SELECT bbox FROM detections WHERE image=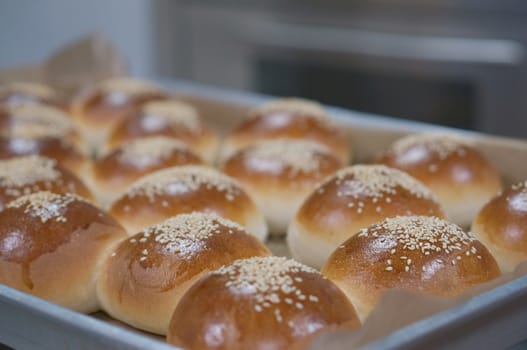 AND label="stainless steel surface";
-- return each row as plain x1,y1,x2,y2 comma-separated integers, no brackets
0,285,177,350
